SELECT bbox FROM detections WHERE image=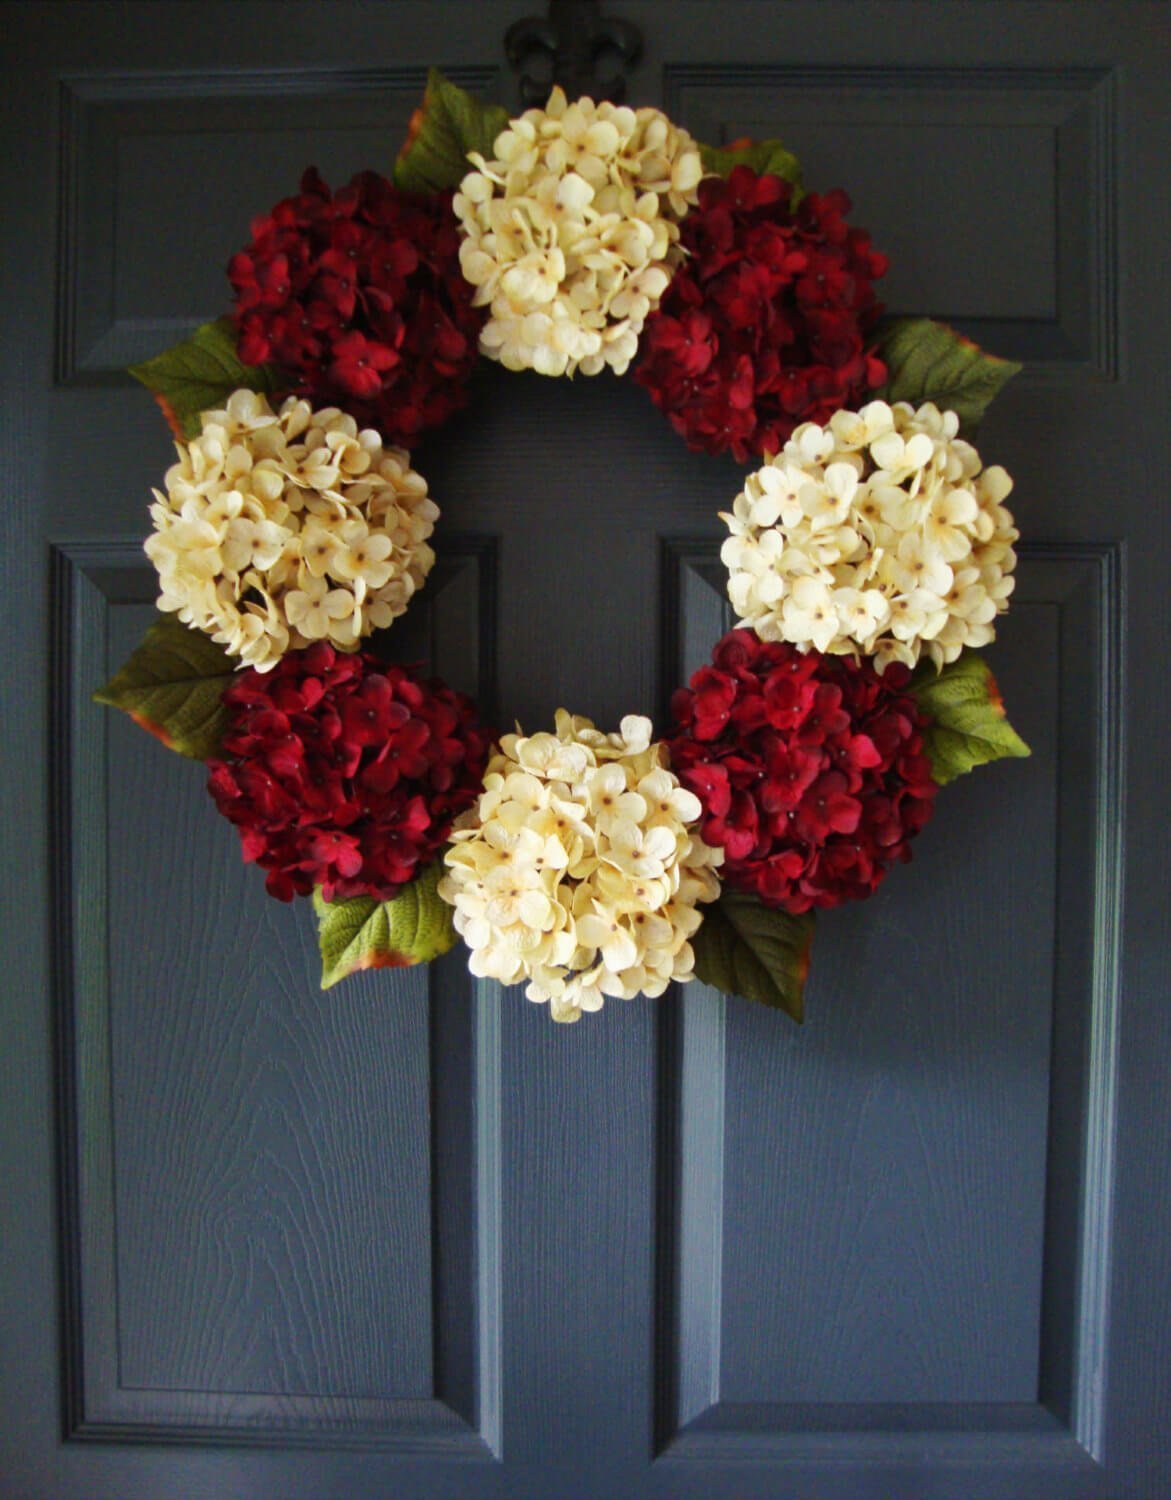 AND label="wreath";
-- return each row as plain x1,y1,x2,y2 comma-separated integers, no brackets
97,71,1029,1025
